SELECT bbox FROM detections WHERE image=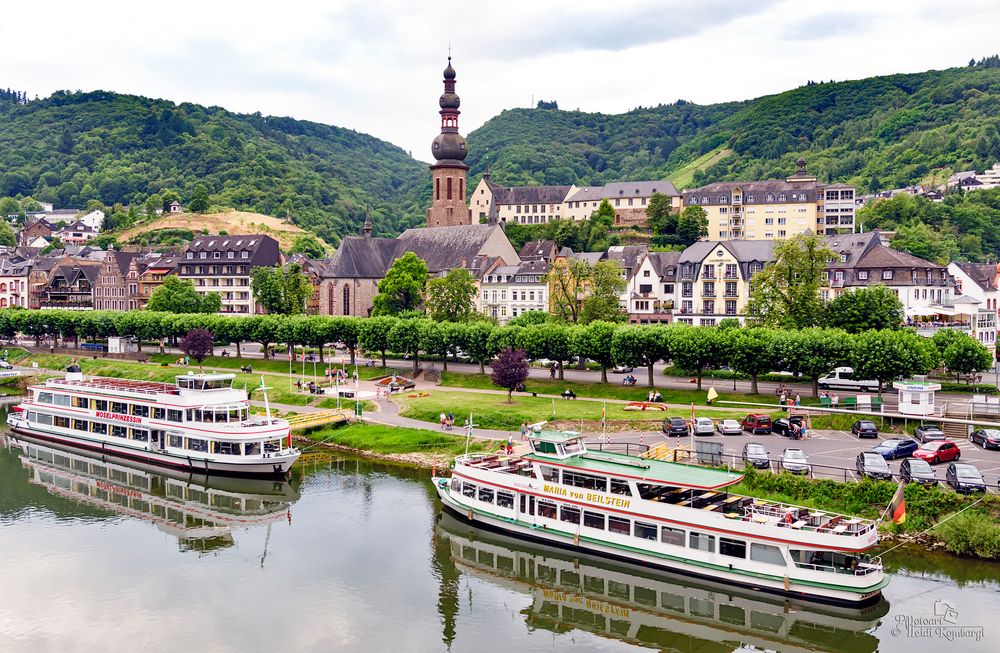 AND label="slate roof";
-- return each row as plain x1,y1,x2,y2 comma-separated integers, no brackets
323,236,398,278
683,180,827,205
678,240,774,264
488,183,571,205
606,245,648,279
568,180,679,203
953,262,1000,291
183,234,282,268
646,251,681,278
519,239,558,261
396,224,506,273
